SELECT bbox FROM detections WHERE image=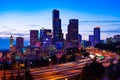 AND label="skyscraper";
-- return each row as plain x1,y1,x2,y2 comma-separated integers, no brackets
45,29,52,45
40,28,52,48
30,30,39,46
10,35,14,47
52,9,63,44
89,35,94,47
67,19,79,47
94,27,100,45
40,27,45,44
16,37,24,49
10,35,16,52
78,34,82,47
